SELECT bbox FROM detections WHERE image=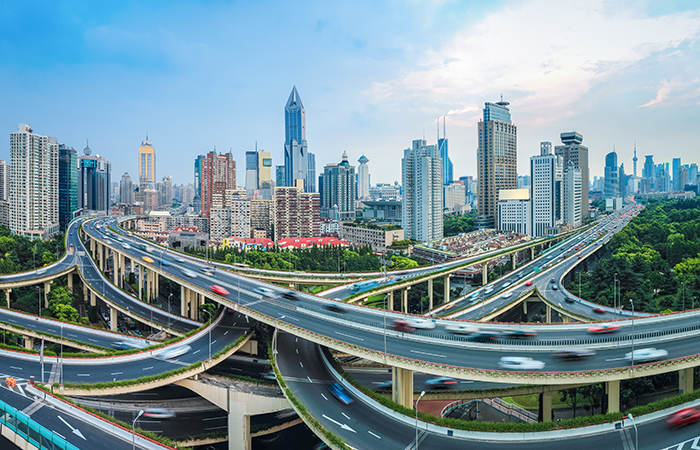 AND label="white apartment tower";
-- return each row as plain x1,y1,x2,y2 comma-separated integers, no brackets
9,124,59,239
563,160,582,228
530,142,562,238
401,139,443,242
497,188,530,236
0,160,9,201
357,155,370,199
